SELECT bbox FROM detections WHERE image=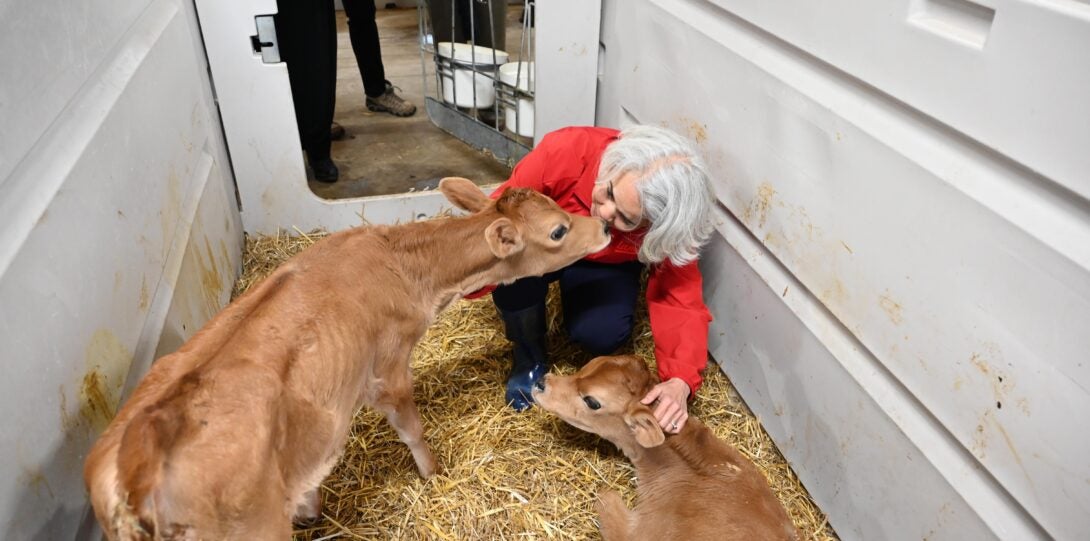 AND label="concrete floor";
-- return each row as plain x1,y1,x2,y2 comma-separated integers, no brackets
309,6,527,200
